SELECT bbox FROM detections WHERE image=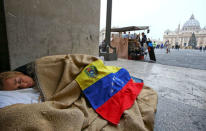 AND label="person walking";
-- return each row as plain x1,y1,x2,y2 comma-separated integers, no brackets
153,41,157,49
160,43,164,49
200,46,202,52
147,38,156,62
141,32,147,47
165,40,170,53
